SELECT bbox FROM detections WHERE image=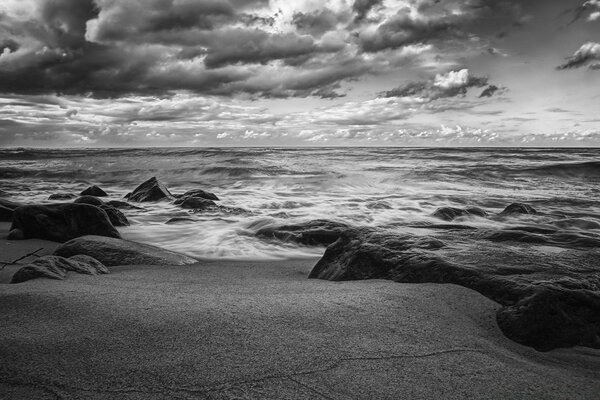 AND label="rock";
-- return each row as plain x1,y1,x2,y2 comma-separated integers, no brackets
10,204,121,242
68,255,109,274
74,195,104,206
366,201,393,210
0,198,22,210
54,235,197,266
106,200,144,210
99,204,129,227
308,228,600,351
81,185,107,197
7,229,24,240
126,177,173,202
0,205,13,222
174,197,216,209
433,207,488,221
11,261,67,284
165,217,196,224
175,189,219,201
48,193,77,200
255,219,352,246
500,203,537,216
0,189,10,197
497,287,600,351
